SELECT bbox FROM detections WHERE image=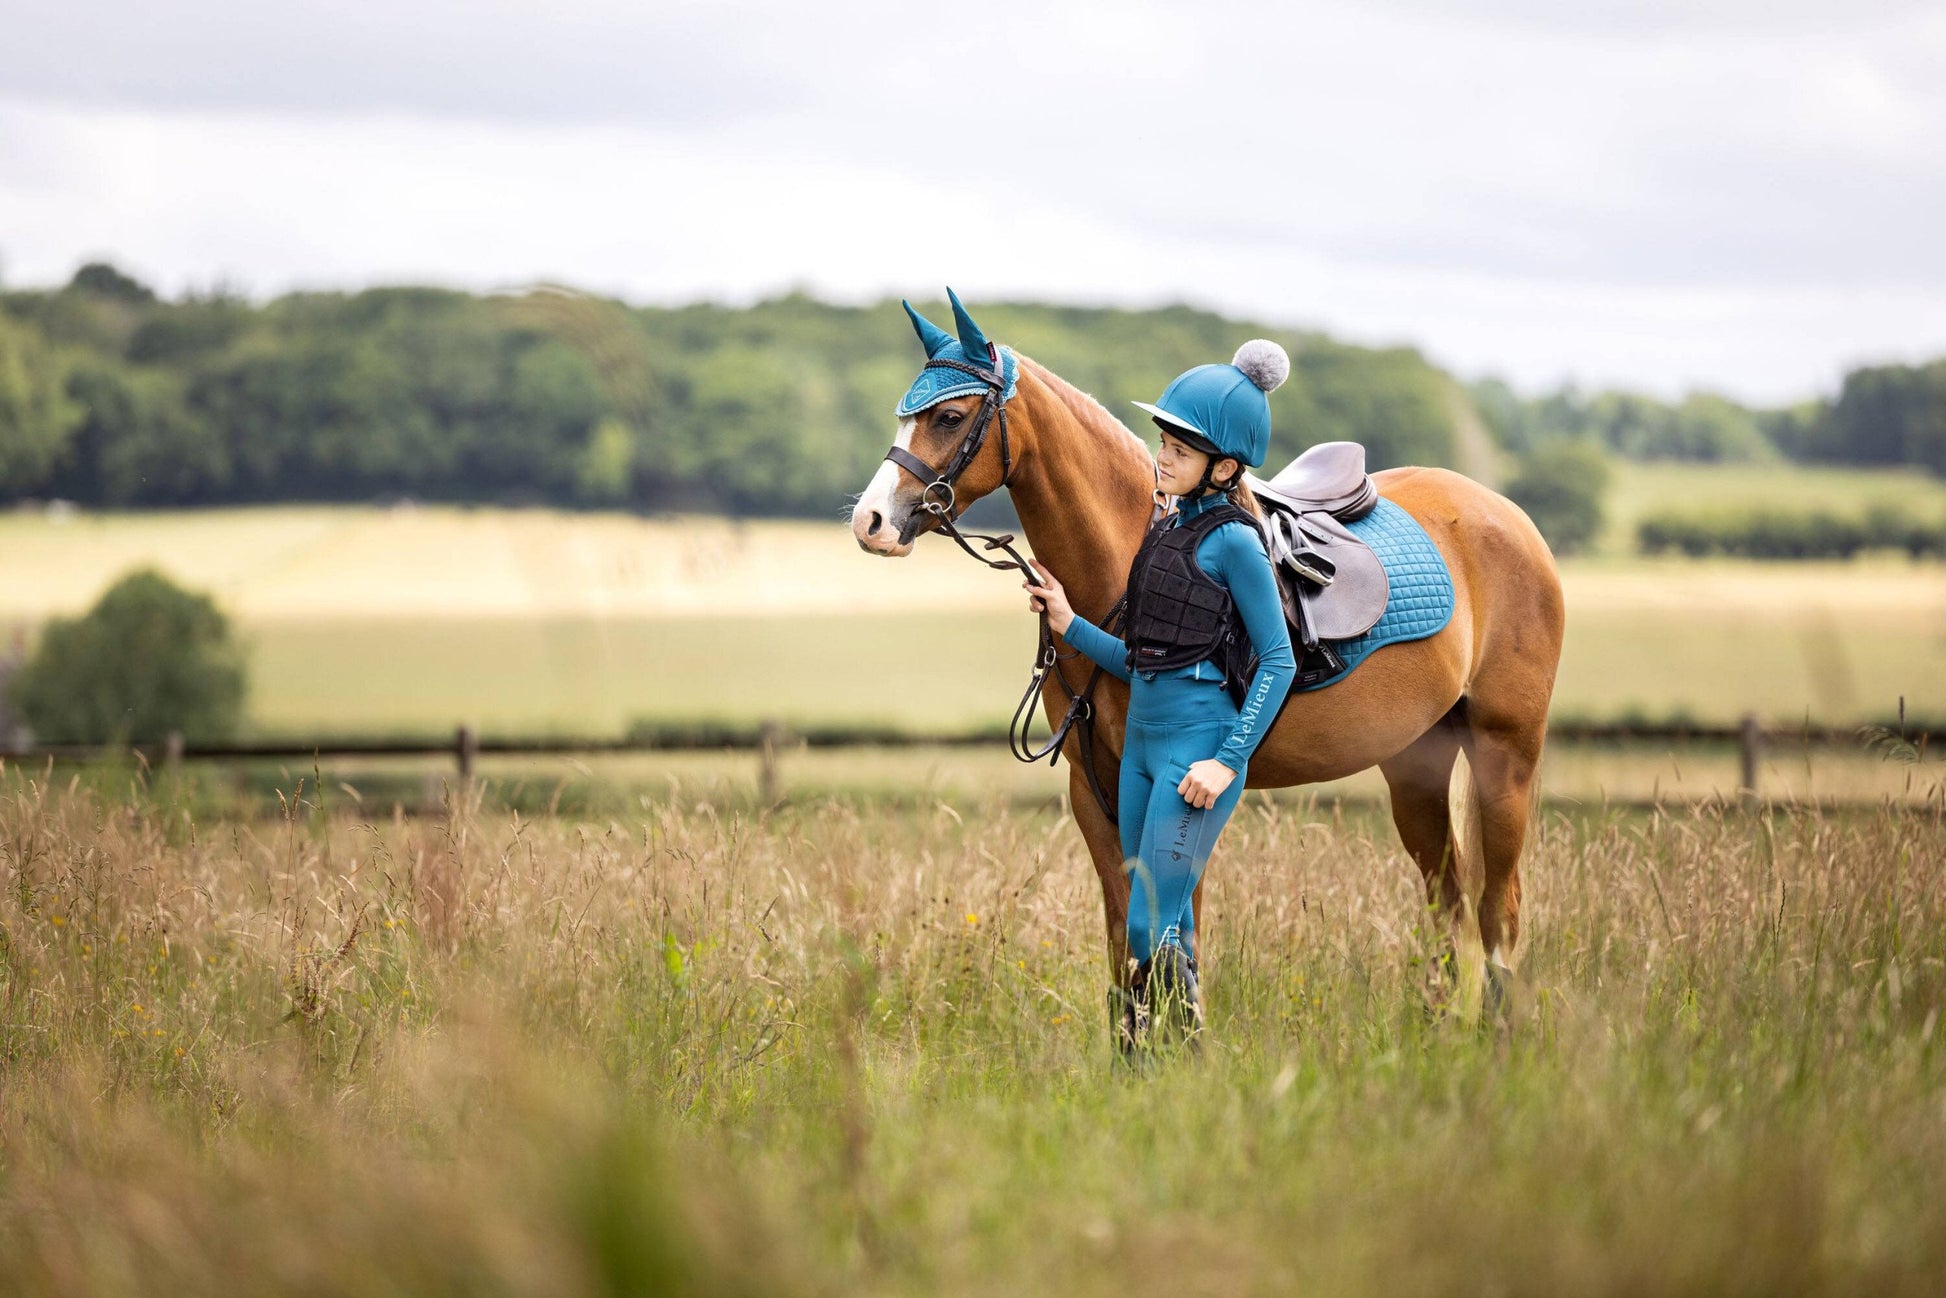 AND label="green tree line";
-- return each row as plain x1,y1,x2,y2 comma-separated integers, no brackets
0,264,1462,516
1472,361,1946,472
